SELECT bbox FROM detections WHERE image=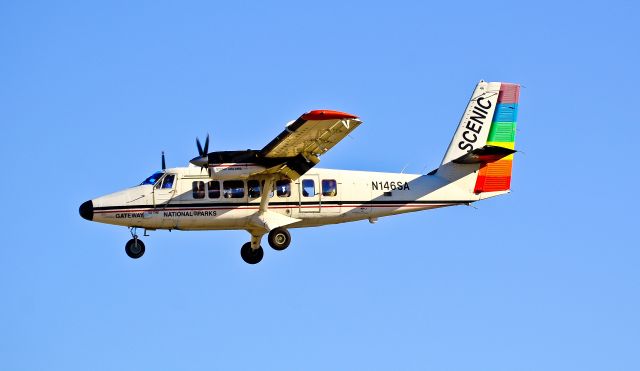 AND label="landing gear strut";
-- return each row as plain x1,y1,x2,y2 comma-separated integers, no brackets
125,227,145,259
268,227,291,251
